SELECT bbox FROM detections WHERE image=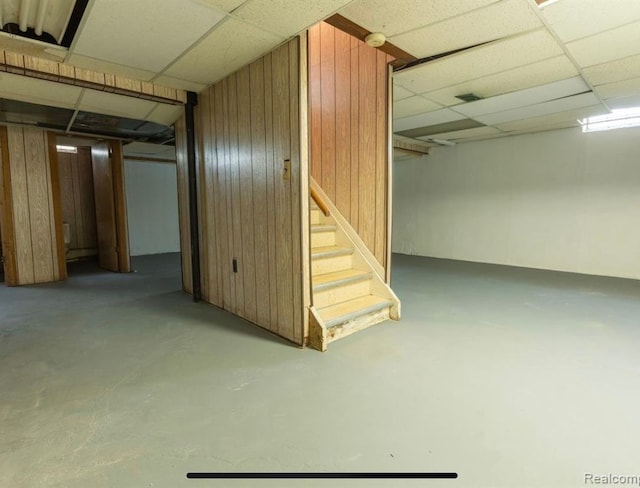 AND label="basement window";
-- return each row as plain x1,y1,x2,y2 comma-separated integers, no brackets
579,107,640,133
